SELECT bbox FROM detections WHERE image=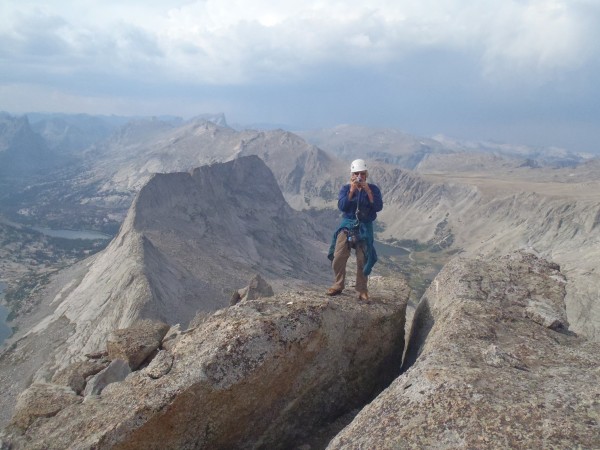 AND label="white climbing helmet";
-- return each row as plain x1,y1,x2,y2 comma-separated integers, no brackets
350,159,368,172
